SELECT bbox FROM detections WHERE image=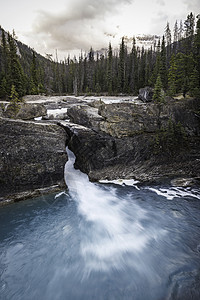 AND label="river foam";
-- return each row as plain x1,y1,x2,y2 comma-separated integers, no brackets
64,149,166,274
